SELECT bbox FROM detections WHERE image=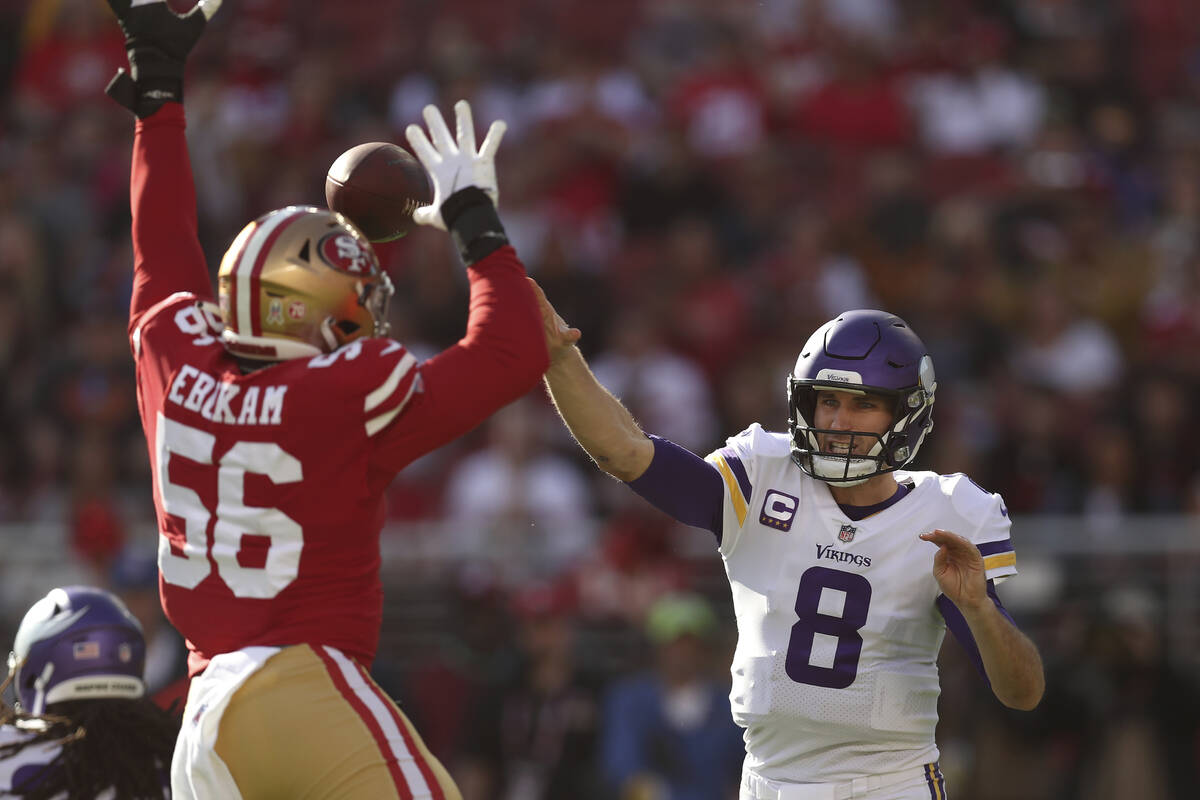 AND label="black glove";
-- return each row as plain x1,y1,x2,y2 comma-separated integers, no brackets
104,0,222,118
